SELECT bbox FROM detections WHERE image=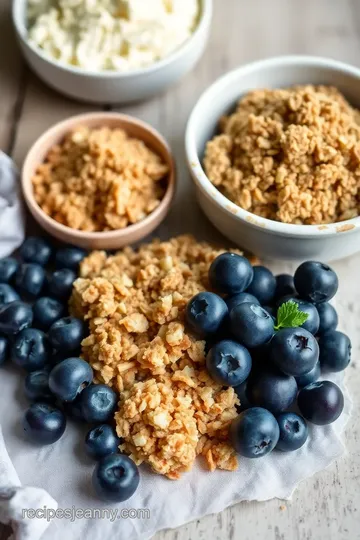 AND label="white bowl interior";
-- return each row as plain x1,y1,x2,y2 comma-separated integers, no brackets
13,0,26,37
